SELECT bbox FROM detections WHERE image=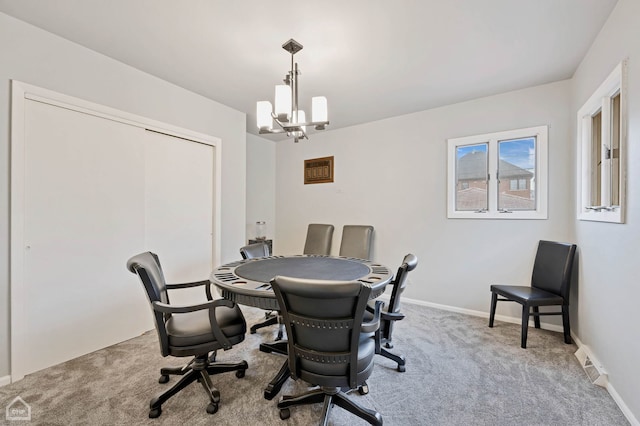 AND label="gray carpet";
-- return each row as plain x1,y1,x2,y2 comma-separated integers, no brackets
0,303,629,425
